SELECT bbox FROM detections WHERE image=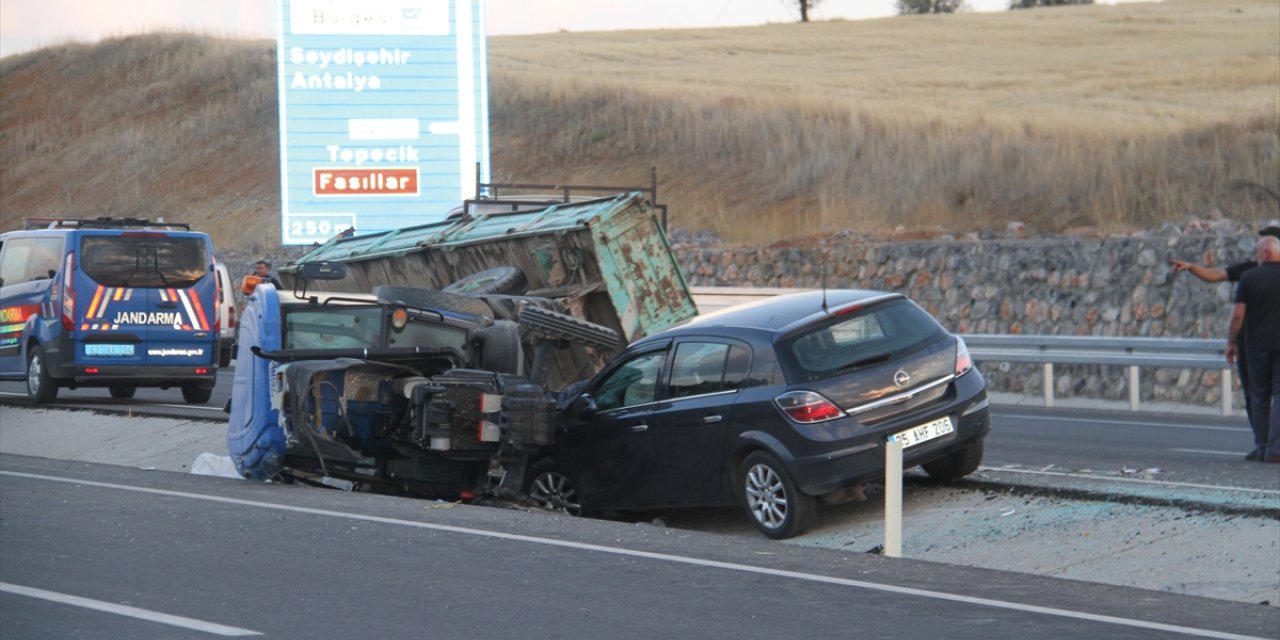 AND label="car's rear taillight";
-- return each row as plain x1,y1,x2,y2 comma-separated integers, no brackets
228,305,236,329
775,390,845,424
60,253,75,332
955,336,973,377
213,272,222,334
